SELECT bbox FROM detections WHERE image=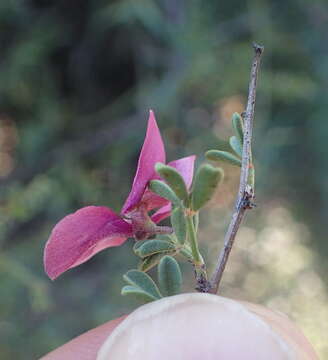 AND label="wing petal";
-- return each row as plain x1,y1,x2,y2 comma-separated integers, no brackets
44,206,132,279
